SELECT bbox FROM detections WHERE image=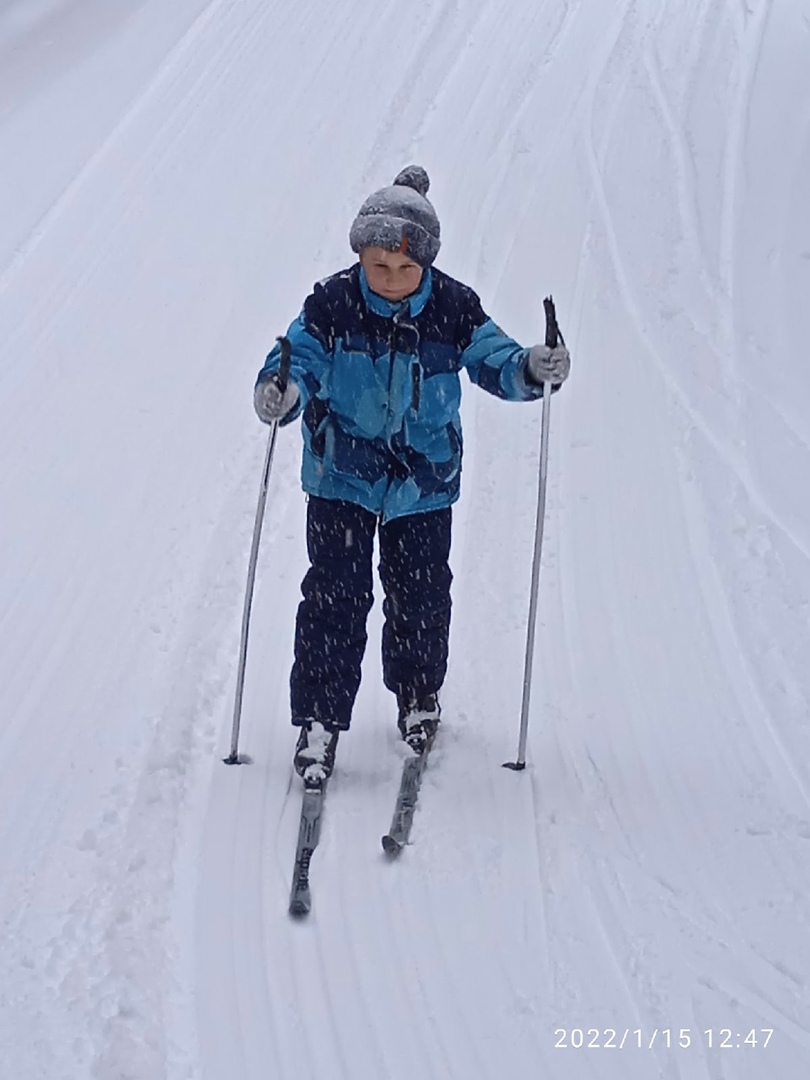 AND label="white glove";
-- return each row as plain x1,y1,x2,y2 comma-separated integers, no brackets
527,344,571,385
254,376,300,424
